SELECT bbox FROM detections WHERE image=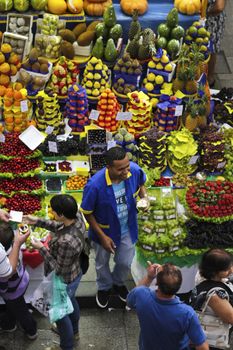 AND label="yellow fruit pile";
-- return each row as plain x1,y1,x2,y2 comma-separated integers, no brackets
0,43,21,88
66,175,88,190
